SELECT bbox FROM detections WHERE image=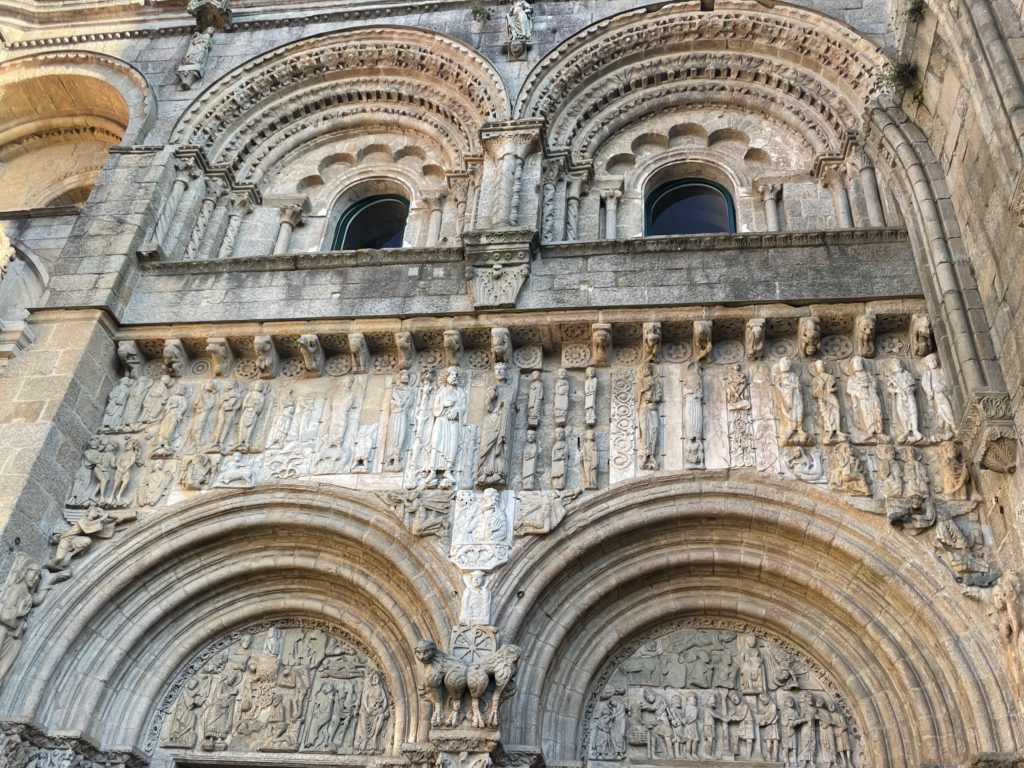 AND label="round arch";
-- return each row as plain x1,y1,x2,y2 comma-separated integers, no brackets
0,50,155,146
490,471,1020,767
0,484,460,755
172,25,510,186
